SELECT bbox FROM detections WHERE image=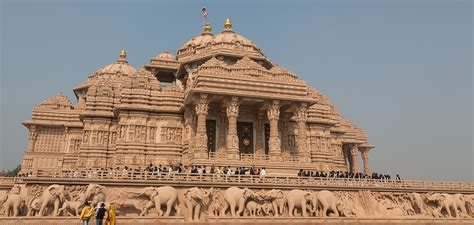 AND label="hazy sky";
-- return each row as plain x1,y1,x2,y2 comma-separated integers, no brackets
1,0,472,181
